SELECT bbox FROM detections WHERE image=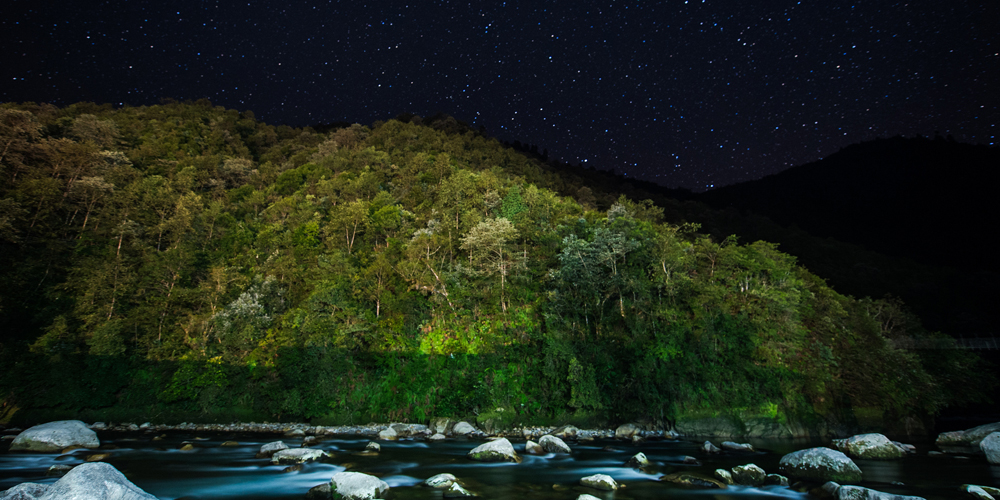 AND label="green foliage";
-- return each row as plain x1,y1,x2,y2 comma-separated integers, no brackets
0,101,989,428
